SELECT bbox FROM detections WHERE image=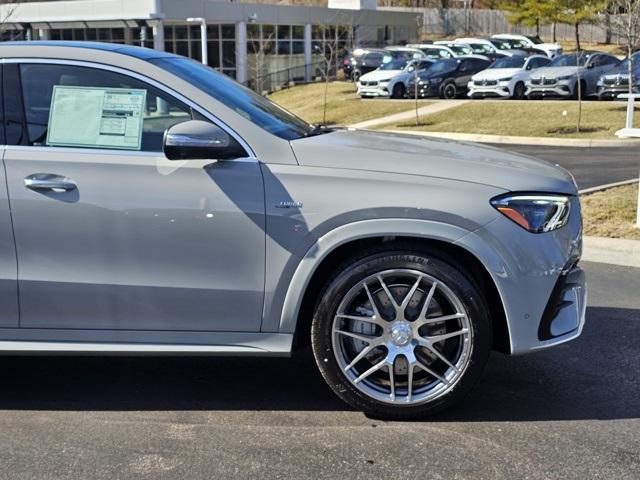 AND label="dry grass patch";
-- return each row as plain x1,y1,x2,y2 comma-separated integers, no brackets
385,101,639,139
582,183,640,240
267,82,431,126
